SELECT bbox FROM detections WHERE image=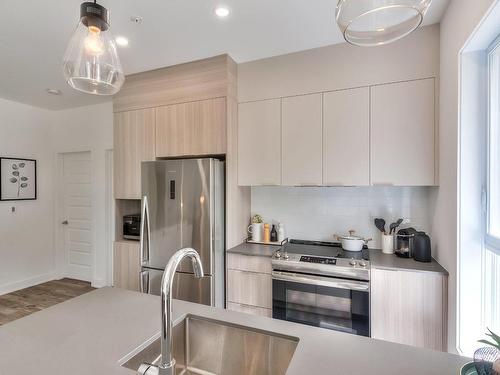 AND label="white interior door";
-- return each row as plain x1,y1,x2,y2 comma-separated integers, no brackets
61,152,93,281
